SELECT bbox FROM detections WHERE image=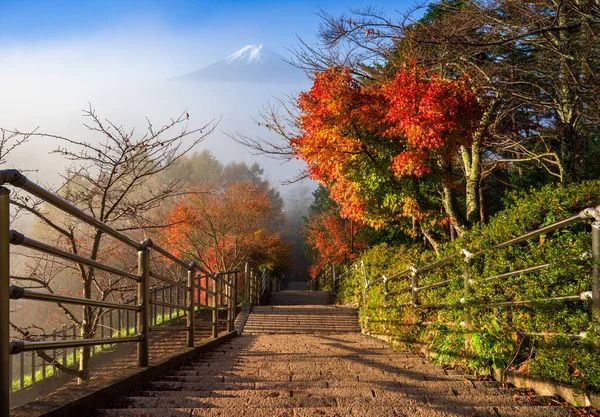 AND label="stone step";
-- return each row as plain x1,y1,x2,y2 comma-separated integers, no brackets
132,386,525,402
159,370,431,382
142,378,527,397
161,371,455,383
112,392,530,409
94,404,572,417
161,366,469,382
100,394,486,410
268,291,330,306
92,300,577,417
